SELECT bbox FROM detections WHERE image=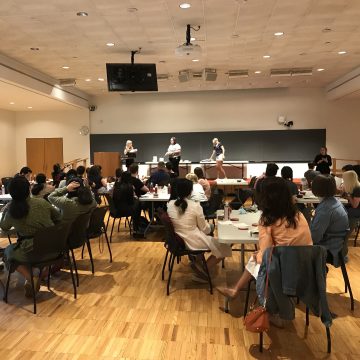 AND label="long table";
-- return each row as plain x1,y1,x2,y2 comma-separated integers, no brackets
200,160,248,178
144,161,192,176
